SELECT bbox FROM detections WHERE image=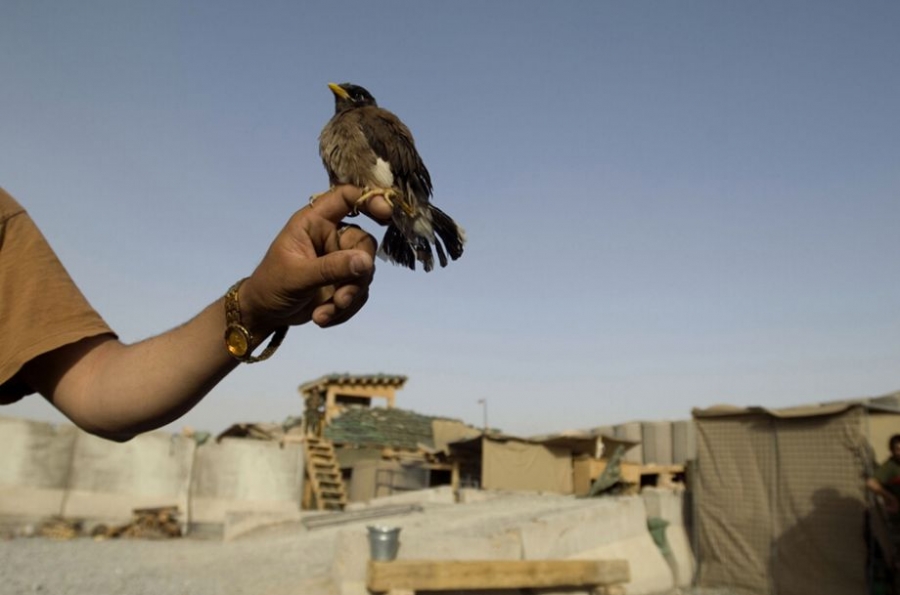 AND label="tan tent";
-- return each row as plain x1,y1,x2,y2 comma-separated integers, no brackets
692,402,900,595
